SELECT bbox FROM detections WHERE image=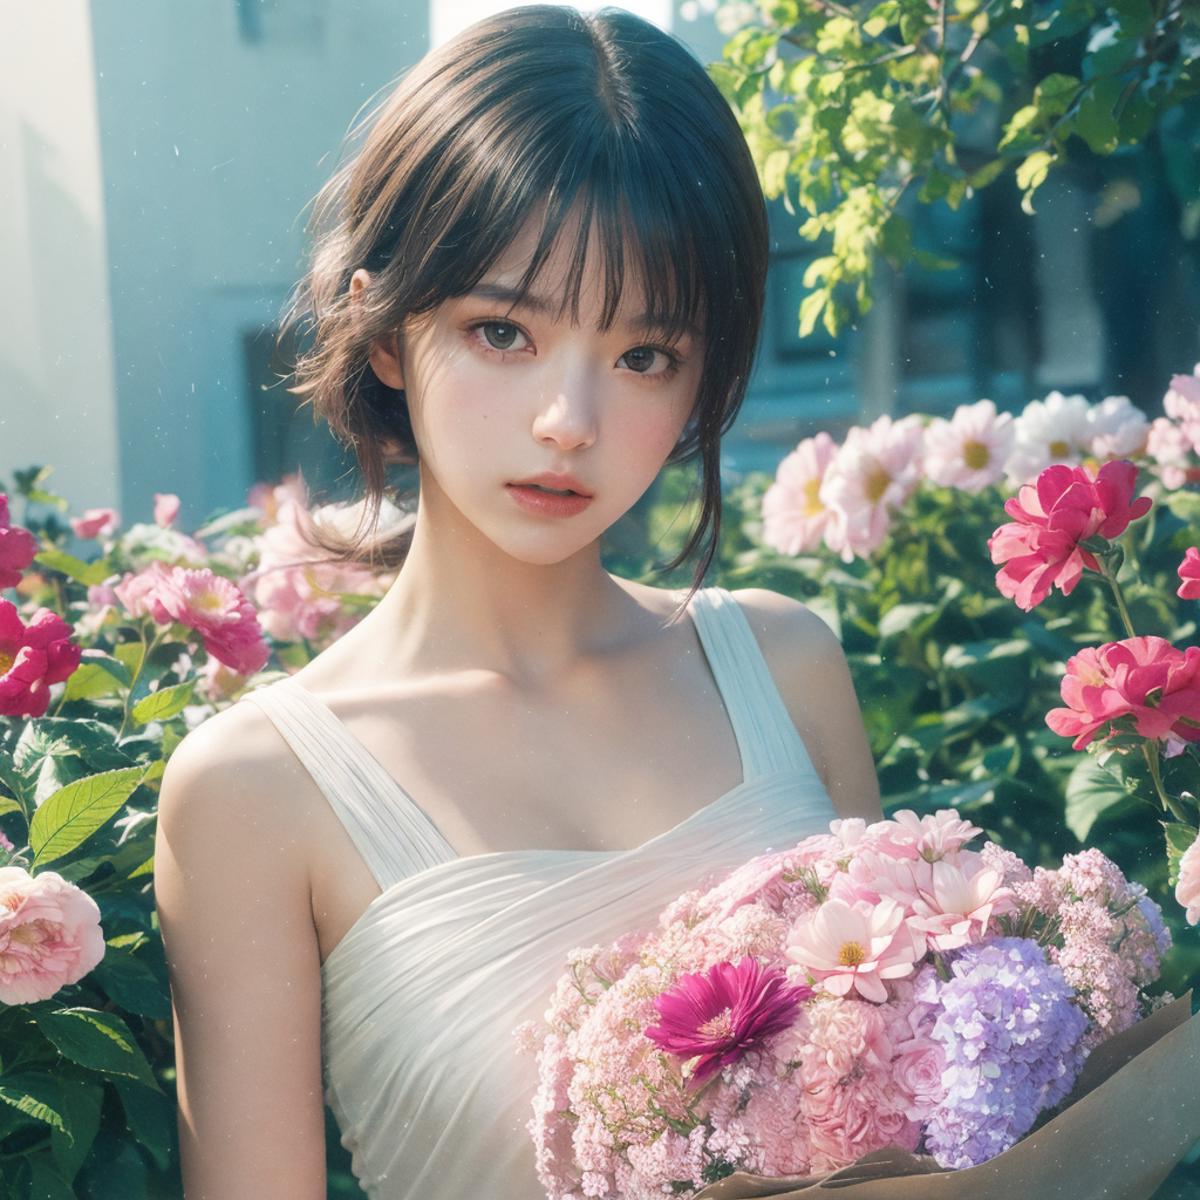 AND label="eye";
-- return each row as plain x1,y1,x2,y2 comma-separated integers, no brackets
469,320,530,354
619,345,682,379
